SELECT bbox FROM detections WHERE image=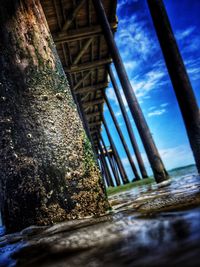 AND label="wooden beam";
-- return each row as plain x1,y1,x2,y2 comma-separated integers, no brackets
88,121,102,127
81,92,91,102
93,142,99,146
74,82,108,94
52,0,61,28
73,38,93,65
90,126,101,132
72,70,92,90
60,0,86,34
65,58,112,73
98,35,102,60
90,129,99,135
88,0,92,25
54,23,117,44
52,0,72,77
85,111,101,119
82,98,104,108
